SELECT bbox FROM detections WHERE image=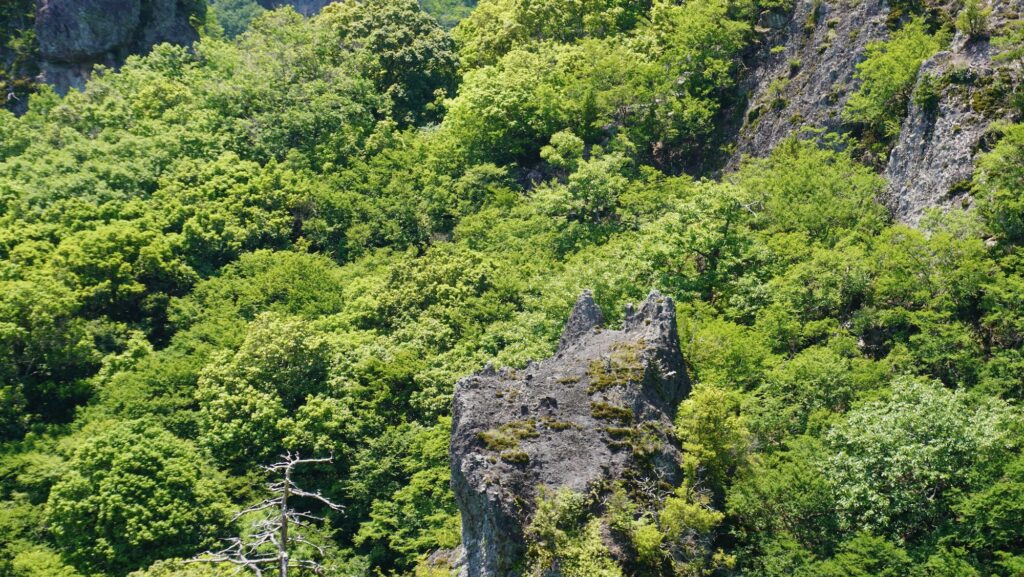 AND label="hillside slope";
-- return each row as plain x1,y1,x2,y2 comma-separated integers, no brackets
0,1,1022,577
730,0,1022,222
